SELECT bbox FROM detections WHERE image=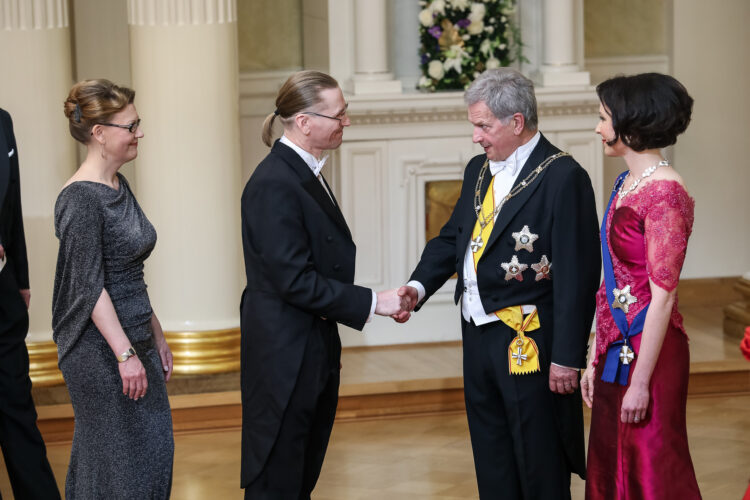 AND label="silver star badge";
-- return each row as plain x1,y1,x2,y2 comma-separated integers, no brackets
619,345,635,365
501,255,528,282
531,255,552,281
612,285,638,314
512,225,539,252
